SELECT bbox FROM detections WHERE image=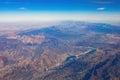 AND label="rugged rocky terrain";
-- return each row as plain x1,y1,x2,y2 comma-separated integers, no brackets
0,21,120,80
